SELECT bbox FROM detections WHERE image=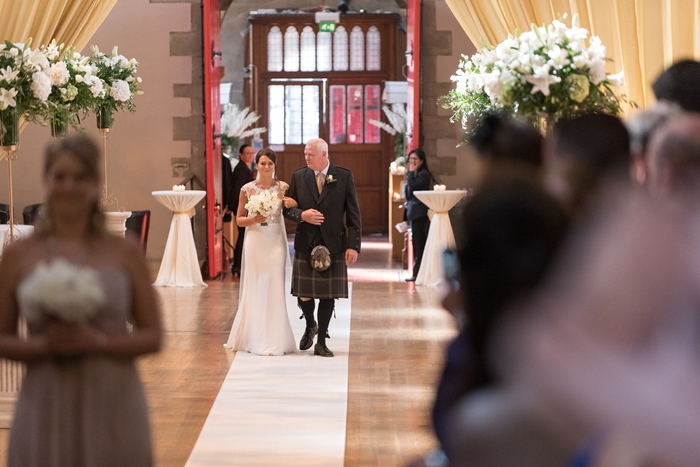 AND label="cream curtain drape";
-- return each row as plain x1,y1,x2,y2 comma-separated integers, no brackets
0,0,118,52
444,0,700,113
